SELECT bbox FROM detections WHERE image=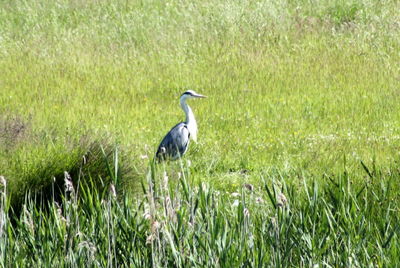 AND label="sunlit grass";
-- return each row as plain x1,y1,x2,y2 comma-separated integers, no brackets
0,0,399,264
